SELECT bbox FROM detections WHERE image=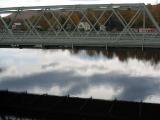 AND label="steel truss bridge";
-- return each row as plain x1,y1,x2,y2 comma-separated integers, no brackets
0,3,160,48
